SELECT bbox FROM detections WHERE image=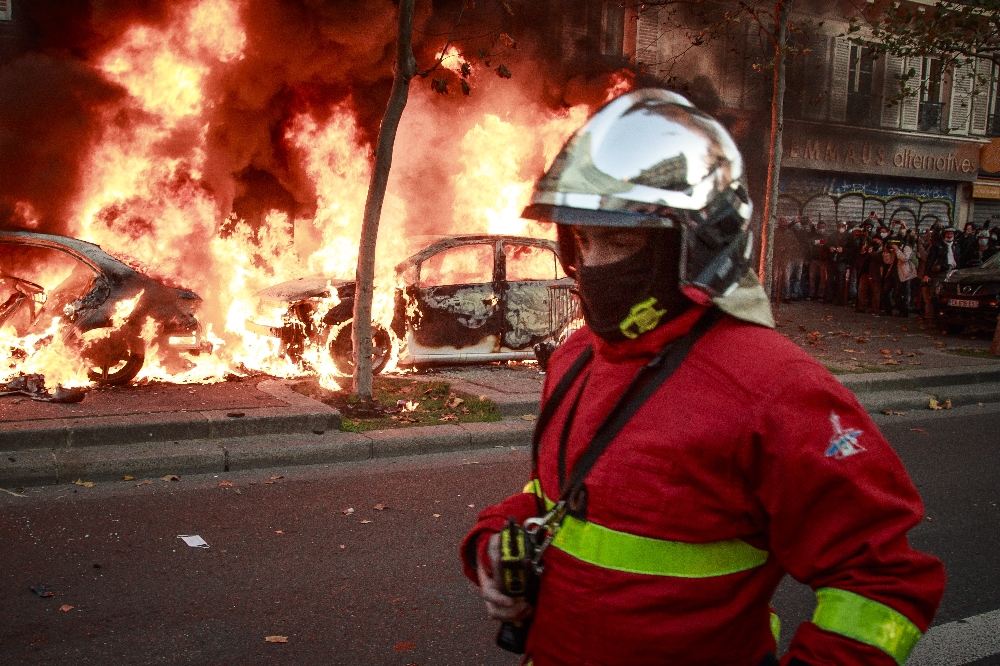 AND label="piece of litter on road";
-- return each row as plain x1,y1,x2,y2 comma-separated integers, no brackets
31,585,54,598
881,410,906,416
178,534,209,548
433,514,441,518
374,504,388,511
264,636,288,643
342,507,354,515
468,504,475,508
521,414,537,421
360,520,372,524
339,544,345,549
161,475,180,482
59,605,74,612
979,402,986,407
